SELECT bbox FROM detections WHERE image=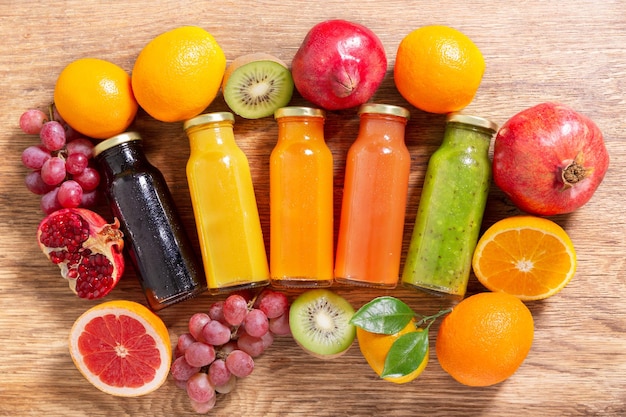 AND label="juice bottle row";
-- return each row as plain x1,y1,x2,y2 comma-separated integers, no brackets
93,105,497,311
